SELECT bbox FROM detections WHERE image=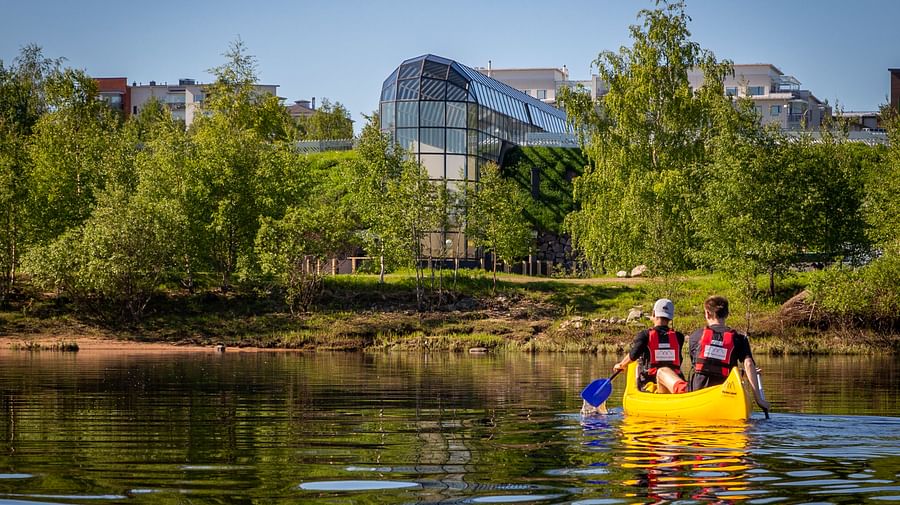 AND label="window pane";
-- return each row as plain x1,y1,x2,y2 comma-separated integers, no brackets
748,86,764,96
381,84,395,101
467,157,479,180
420,128,444,153
380,102,395,129
770,105,781,116
447,128,466,154
397,102,418,127
421,78,446,100
447,67,468,89
396,128,418,153
447,84,467,101
421,154,445,179
423,60,449,79
447,102,466,127
446,154,466,180
397,79,419,100
467,131,478,155
467,103,479,129
420,101,445,127
399,61,421,79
